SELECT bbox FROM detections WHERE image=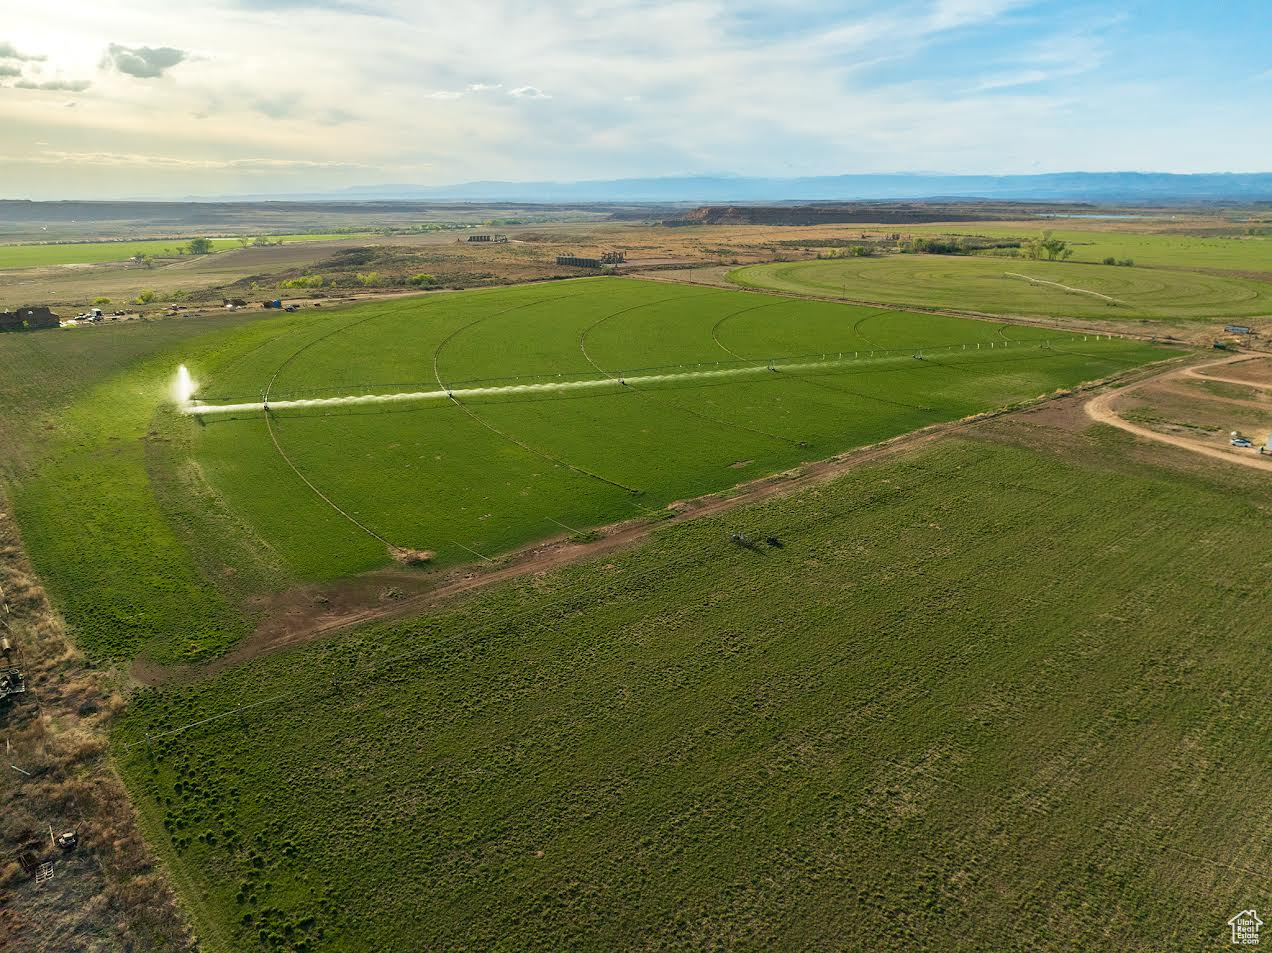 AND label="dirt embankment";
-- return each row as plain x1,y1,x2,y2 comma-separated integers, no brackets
0,503,194,952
